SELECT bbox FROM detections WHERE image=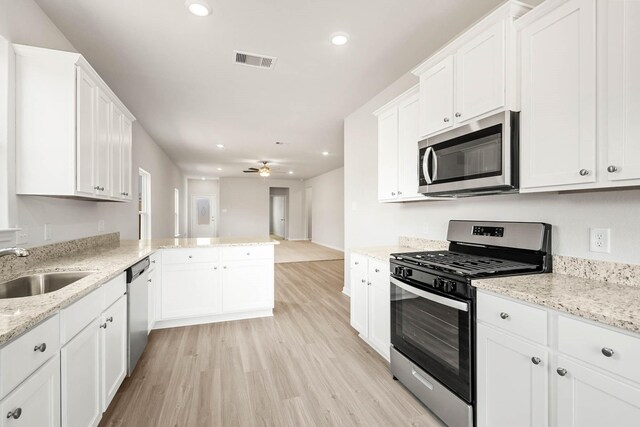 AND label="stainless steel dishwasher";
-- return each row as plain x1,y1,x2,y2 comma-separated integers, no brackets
126,257,150,375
